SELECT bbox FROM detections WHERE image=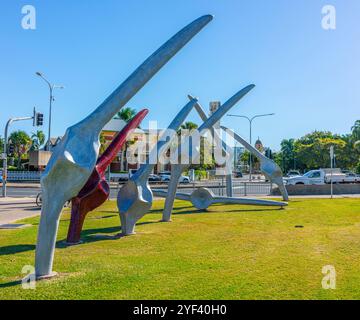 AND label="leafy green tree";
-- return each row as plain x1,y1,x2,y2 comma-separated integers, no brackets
115,107,137,122
0,136,3,154
294,131,346,171
30,130,46,150
351,120,360,141
8,130,31,169
181,121,198,131
99,131,107,155
115,107,137,171
273,139,296,173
